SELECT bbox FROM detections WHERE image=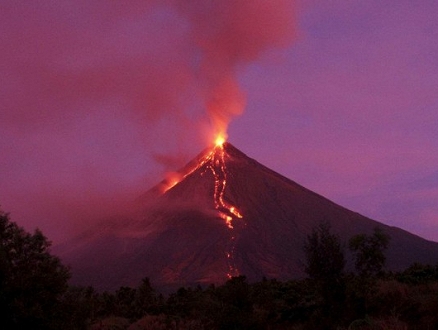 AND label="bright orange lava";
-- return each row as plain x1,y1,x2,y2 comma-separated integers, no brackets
215,134,226,147
207,141,242,279
209,143,243,228
162,133,242,278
